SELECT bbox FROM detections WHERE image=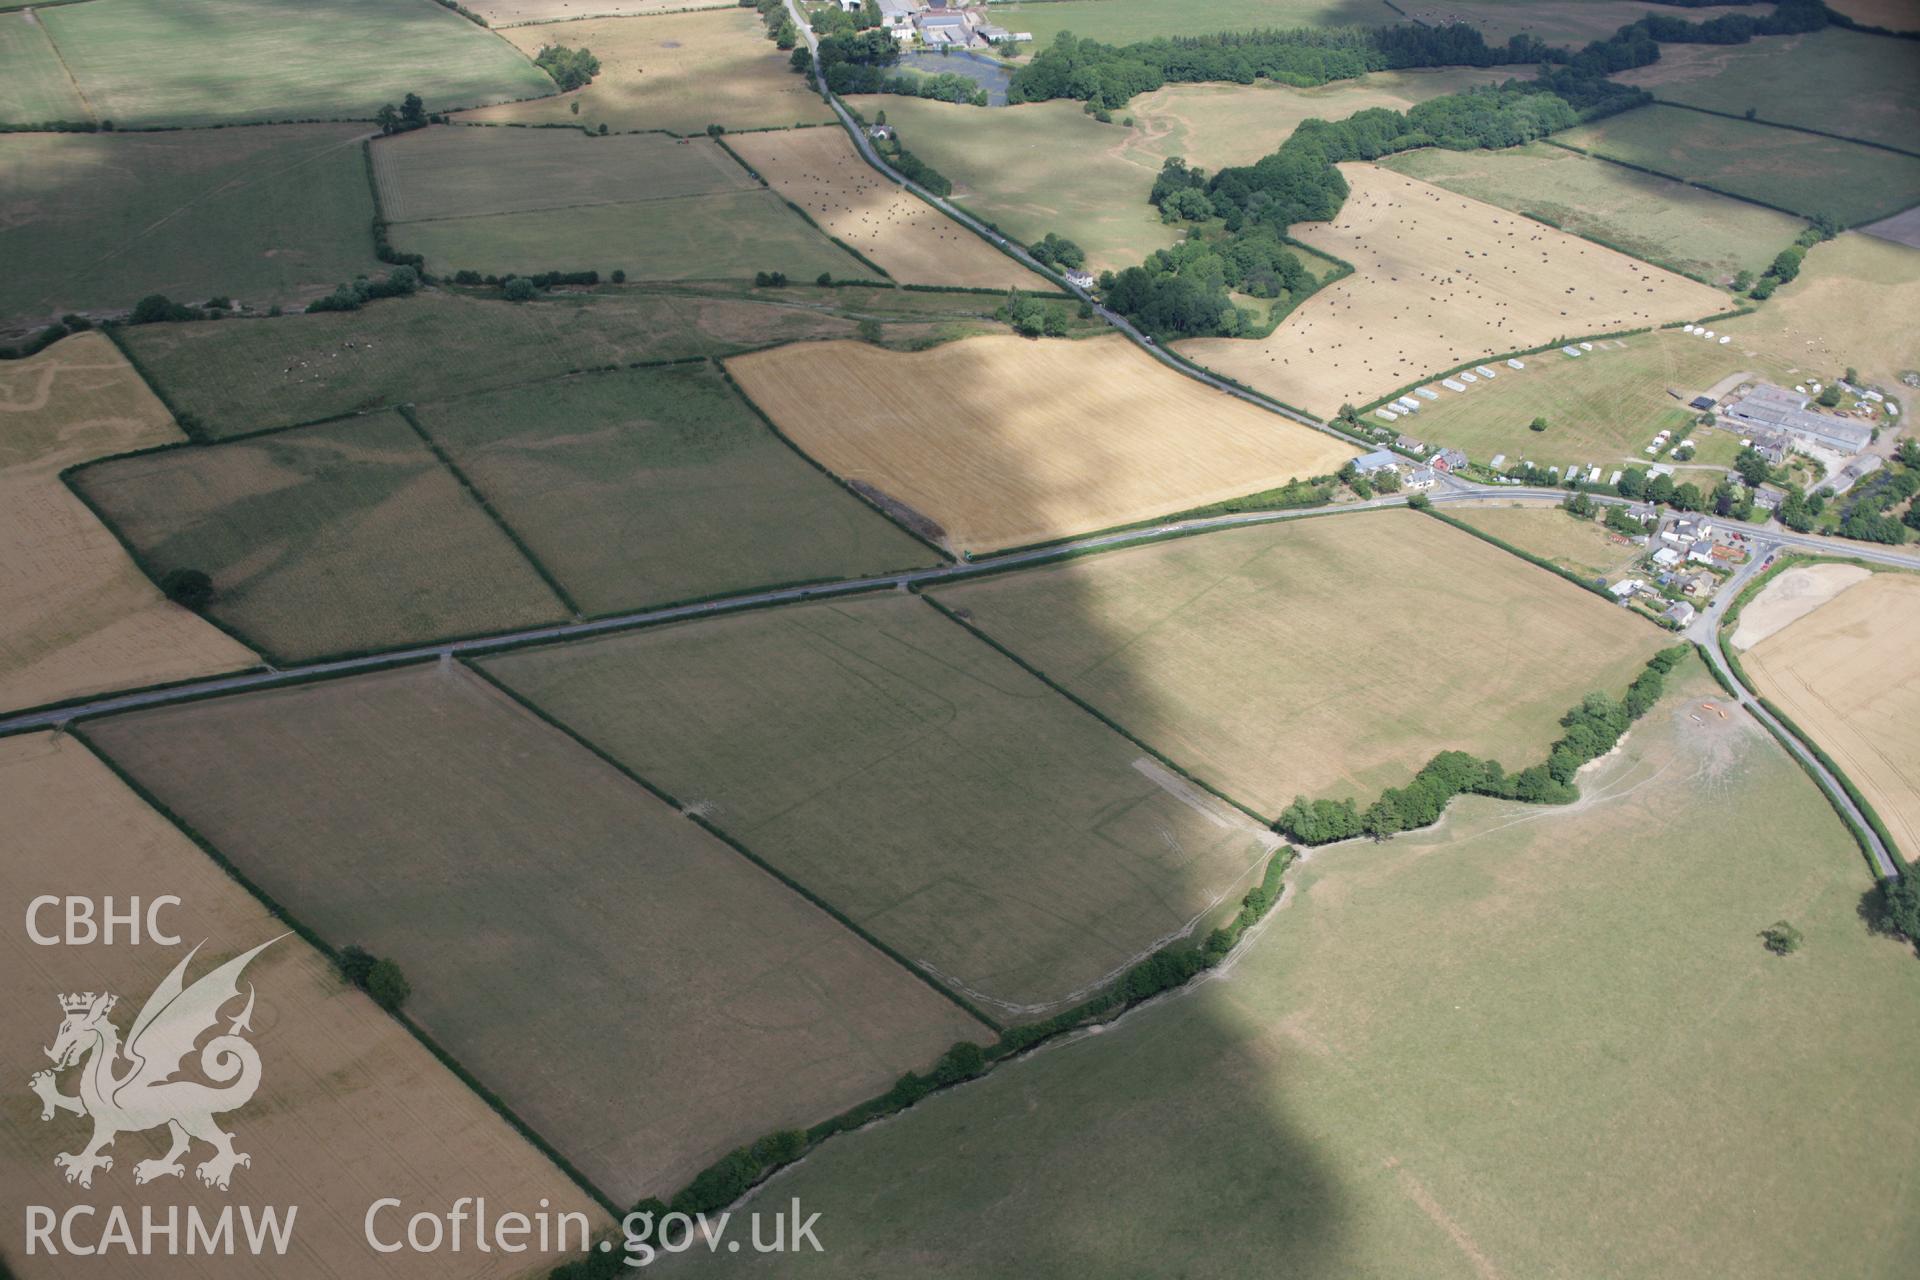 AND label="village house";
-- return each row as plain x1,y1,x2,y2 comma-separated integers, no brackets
1664,601,1697,628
